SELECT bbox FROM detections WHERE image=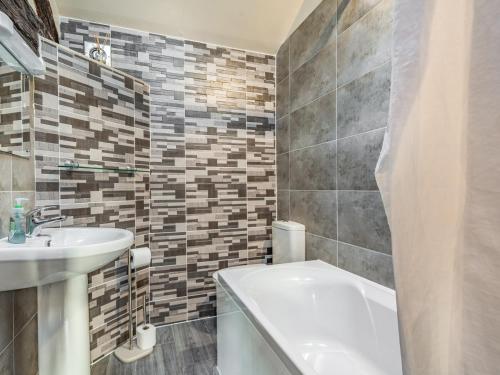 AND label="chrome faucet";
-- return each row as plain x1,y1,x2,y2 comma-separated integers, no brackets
25,206,67,236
